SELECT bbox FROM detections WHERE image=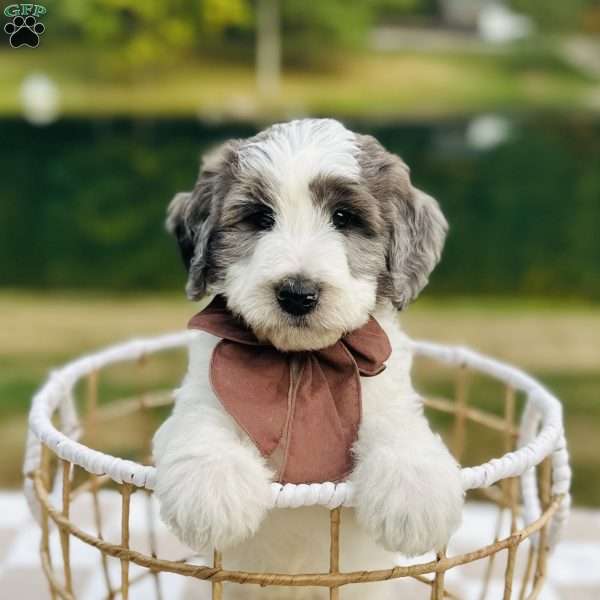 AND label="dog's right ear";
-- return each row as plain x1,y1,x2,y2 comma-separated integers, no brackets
166,140,239,300
166,192,196,272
